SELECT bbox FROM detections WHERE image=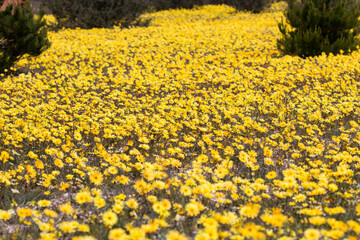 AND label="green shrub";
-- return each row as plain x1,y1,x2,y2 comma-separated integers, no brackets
42,0,151,29
149,0,271,12
224,0,272,13
149,0,212,10
42,0,274,30
0,0,51,74
277,0,360,58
